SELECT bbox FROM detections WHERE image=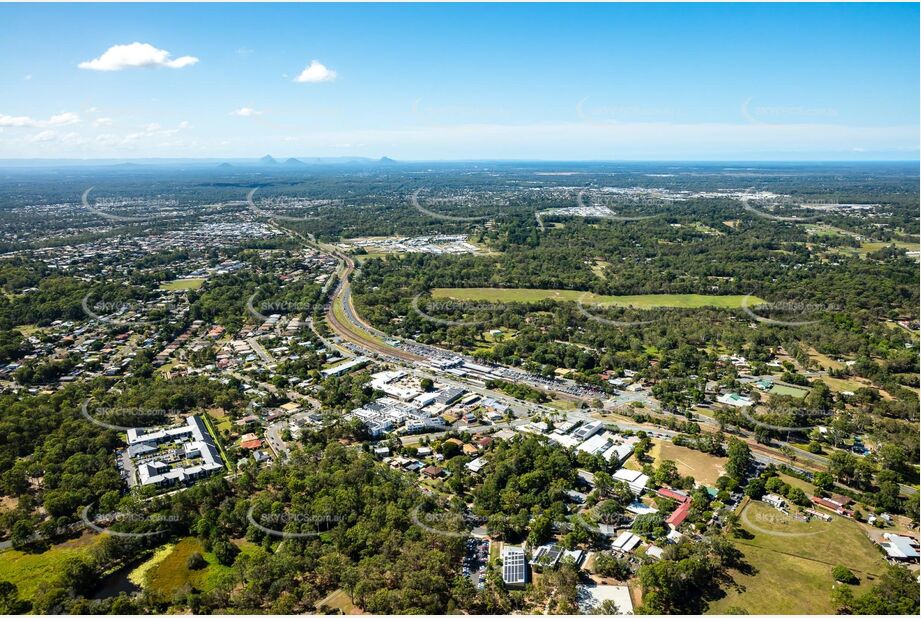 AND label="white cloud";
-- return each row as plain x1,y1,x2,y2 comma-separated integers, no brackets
78,42,198,71
294,60,336,83
0,111,80,128
48,112,80,126
27,130,58,143
231,107,262,117
92,117,113,128
178,121,191,129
